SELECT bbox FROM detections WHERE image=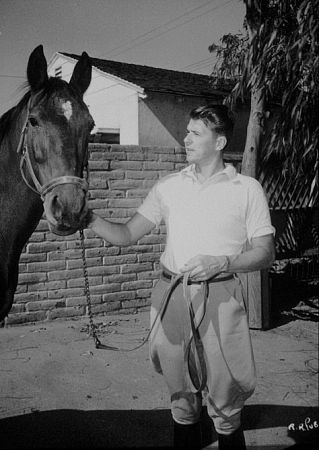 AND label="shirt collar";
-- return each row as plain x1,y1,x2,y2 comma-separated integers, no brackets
181,163,238,183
